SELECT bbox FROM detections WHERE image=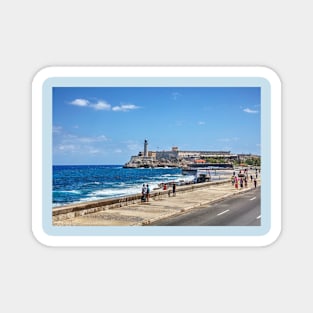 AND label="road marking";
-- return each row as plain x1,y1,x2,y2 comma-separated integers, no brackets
217,209,230,216
250,197,256,201
256,215,261,219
